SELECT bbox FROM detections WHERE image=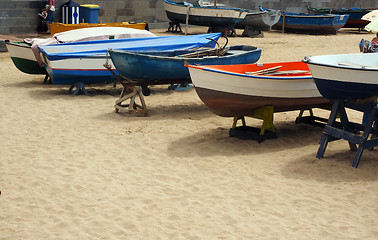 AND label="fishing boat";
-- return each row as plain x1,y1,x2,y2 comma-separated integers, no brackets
38,33,221,86
5,27,156,75
163,0,249,29
108,45,261,86
307,7,372,28
304,53,378,100
50,22,148,35
235,7,282,32
272,12,349,34
186,61,329,117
